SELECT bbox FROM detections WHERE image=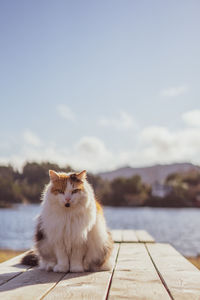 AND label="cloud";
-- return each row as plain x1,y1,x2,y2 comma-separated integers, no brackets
160,85,189,97
110,124,200,168
76,136,109,157
2,110,200,172
182,110,200,127
140,126,173,148
57,104,75,121
135,125,200,165
99,111,136,130
23,130,42,147
70,136,115,171
0,134,116,173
